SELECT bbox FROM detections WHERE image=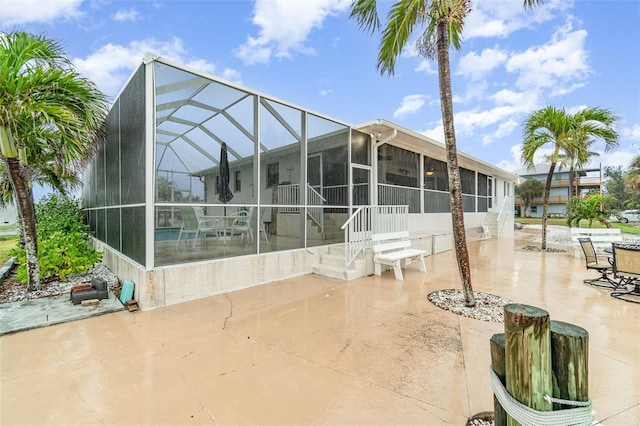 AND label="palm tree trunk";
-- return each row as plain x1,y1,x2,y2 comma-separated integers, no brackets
541,163,557,250
5,158,40,290
436,18,475,306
